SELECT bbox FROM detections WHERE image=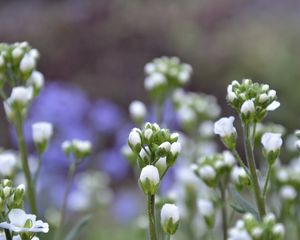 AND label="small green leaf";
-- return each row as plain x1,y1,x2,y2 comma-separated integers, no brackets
229,187,259,220
65,214,92,240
